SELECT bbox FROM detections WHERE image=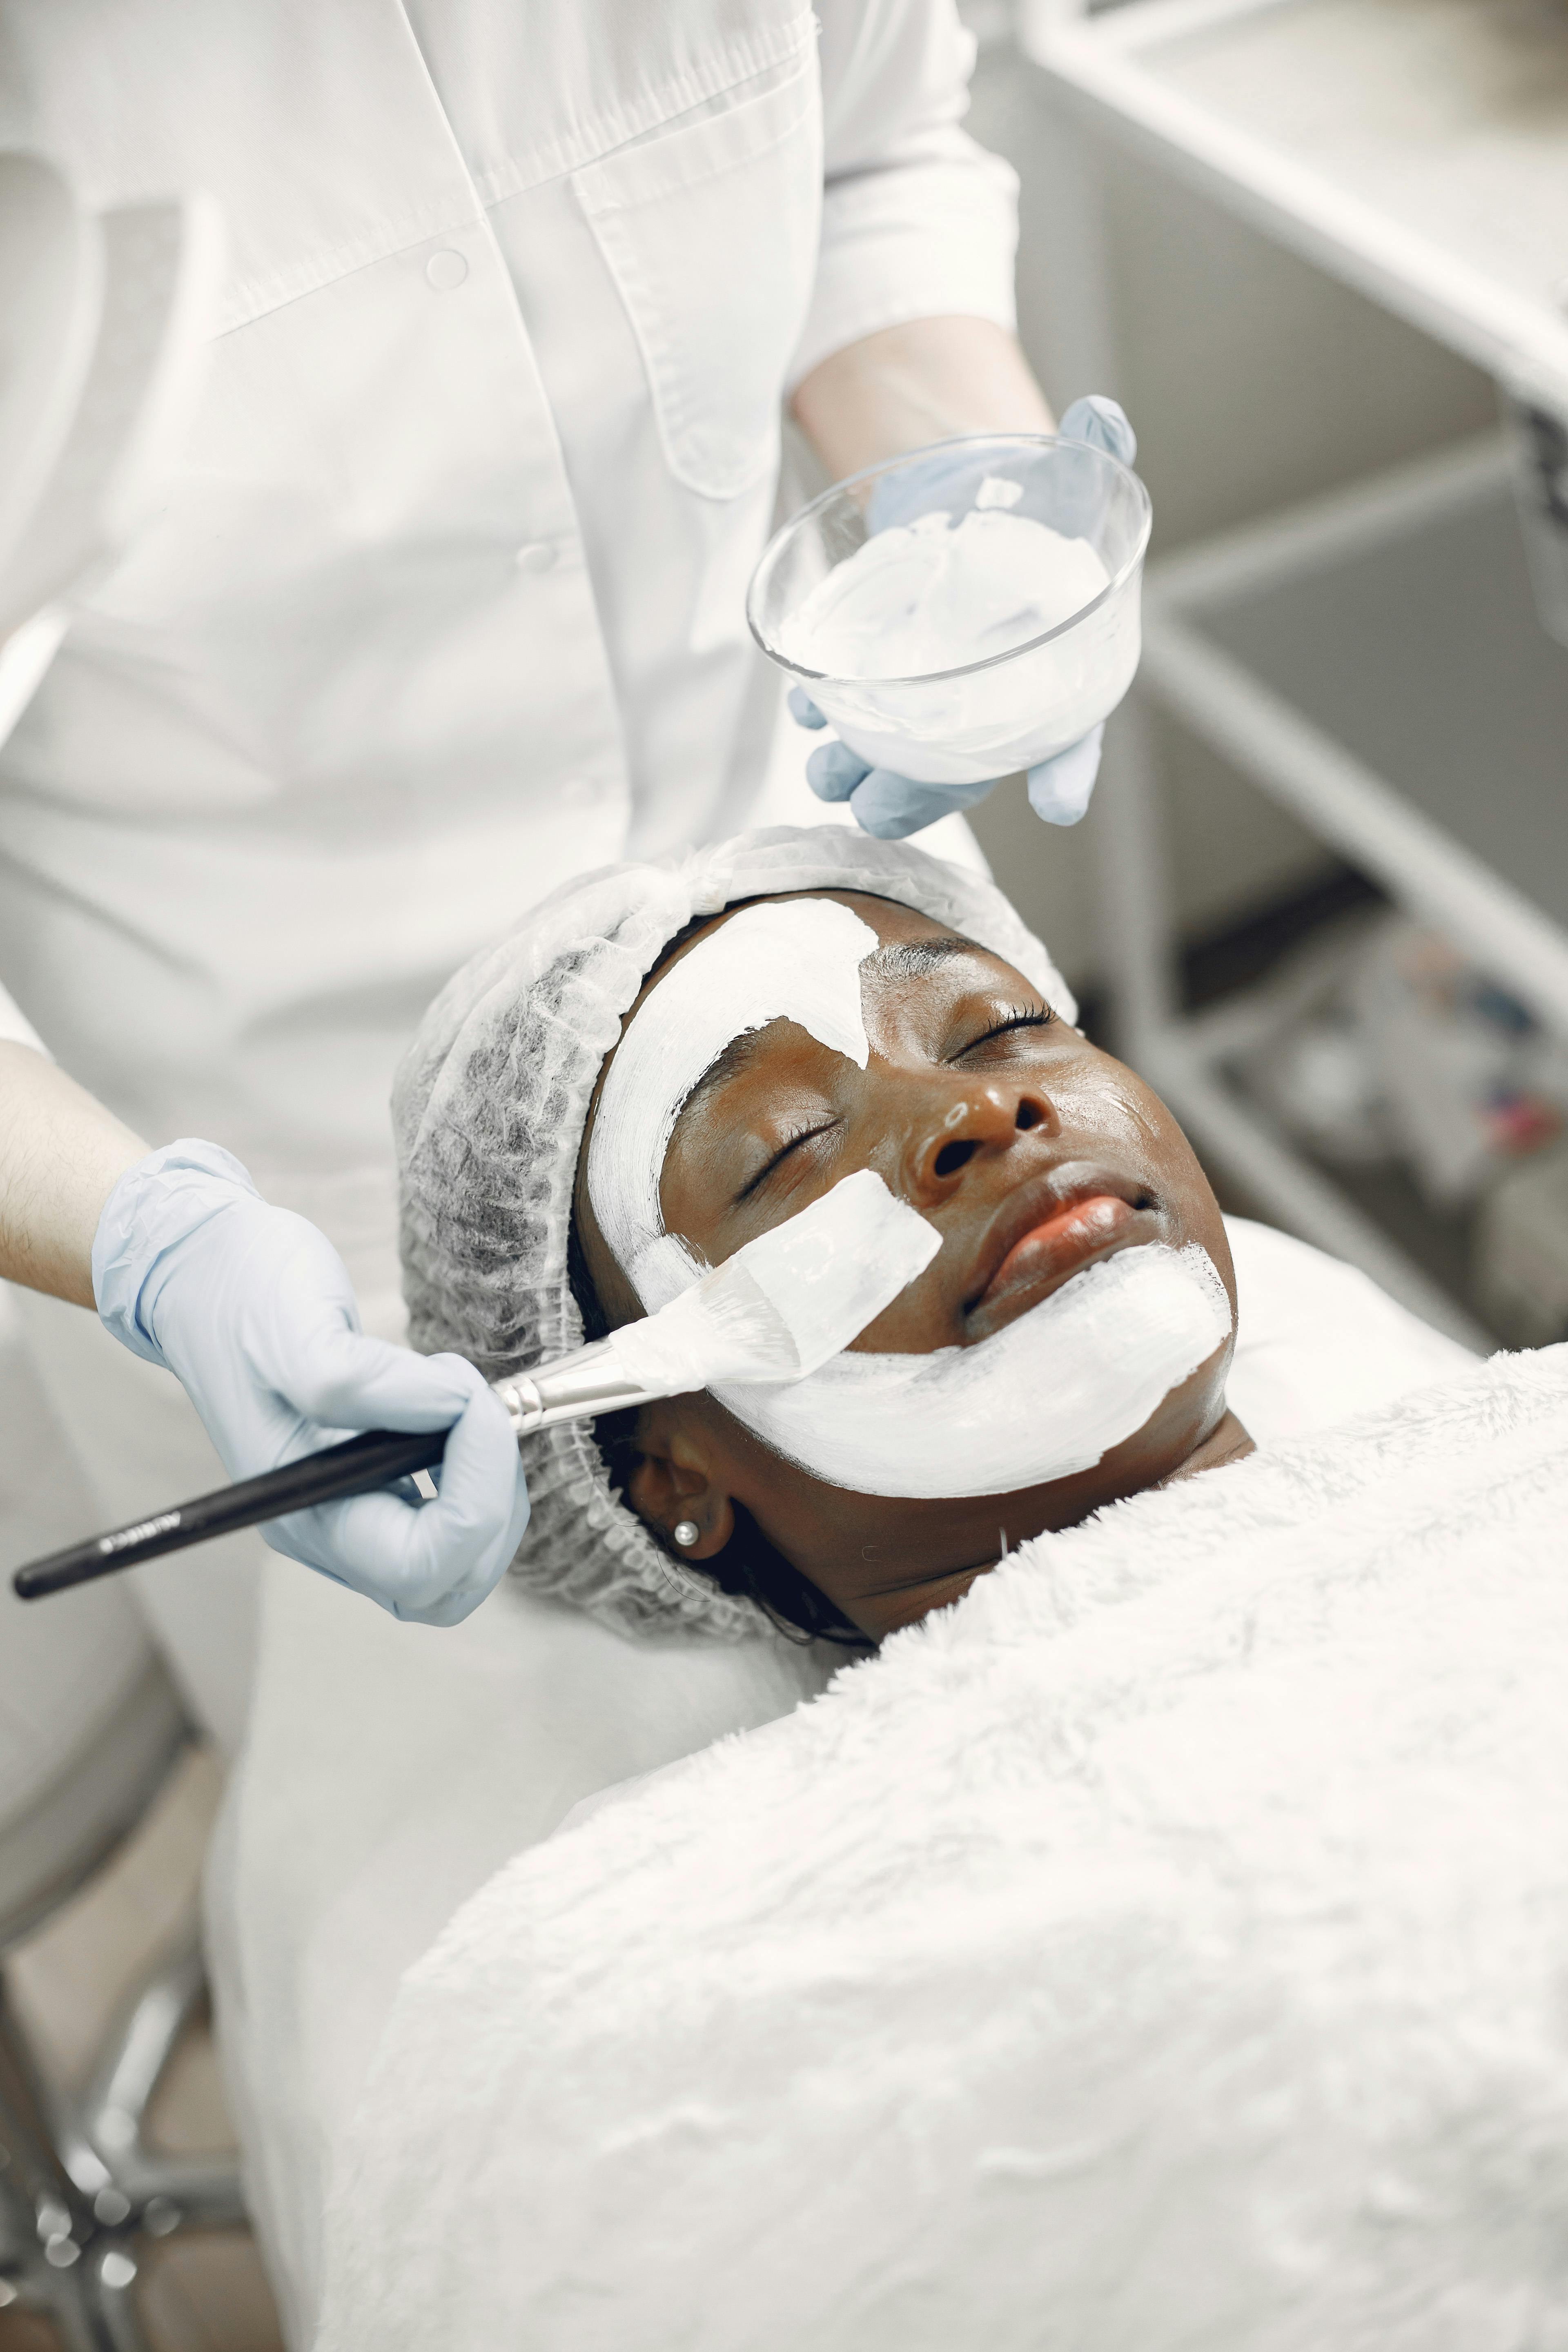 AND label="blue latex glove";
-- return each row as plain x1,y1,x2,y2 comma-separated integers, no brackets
794,394,1136,841
93,1140,530,1625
